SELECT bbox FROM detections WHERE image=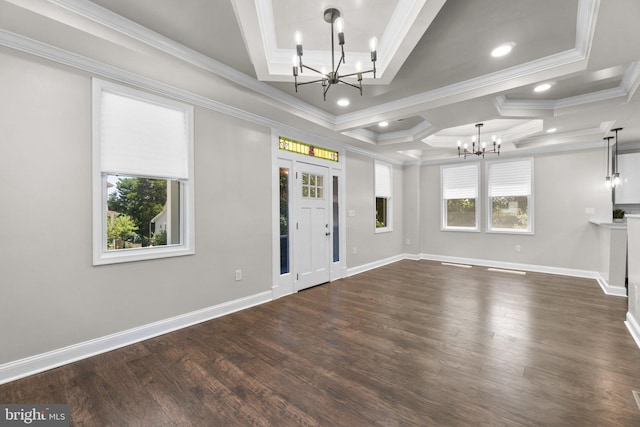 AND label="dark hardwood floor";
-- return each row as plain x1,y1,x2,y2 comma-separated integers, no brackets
2,260,640,426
